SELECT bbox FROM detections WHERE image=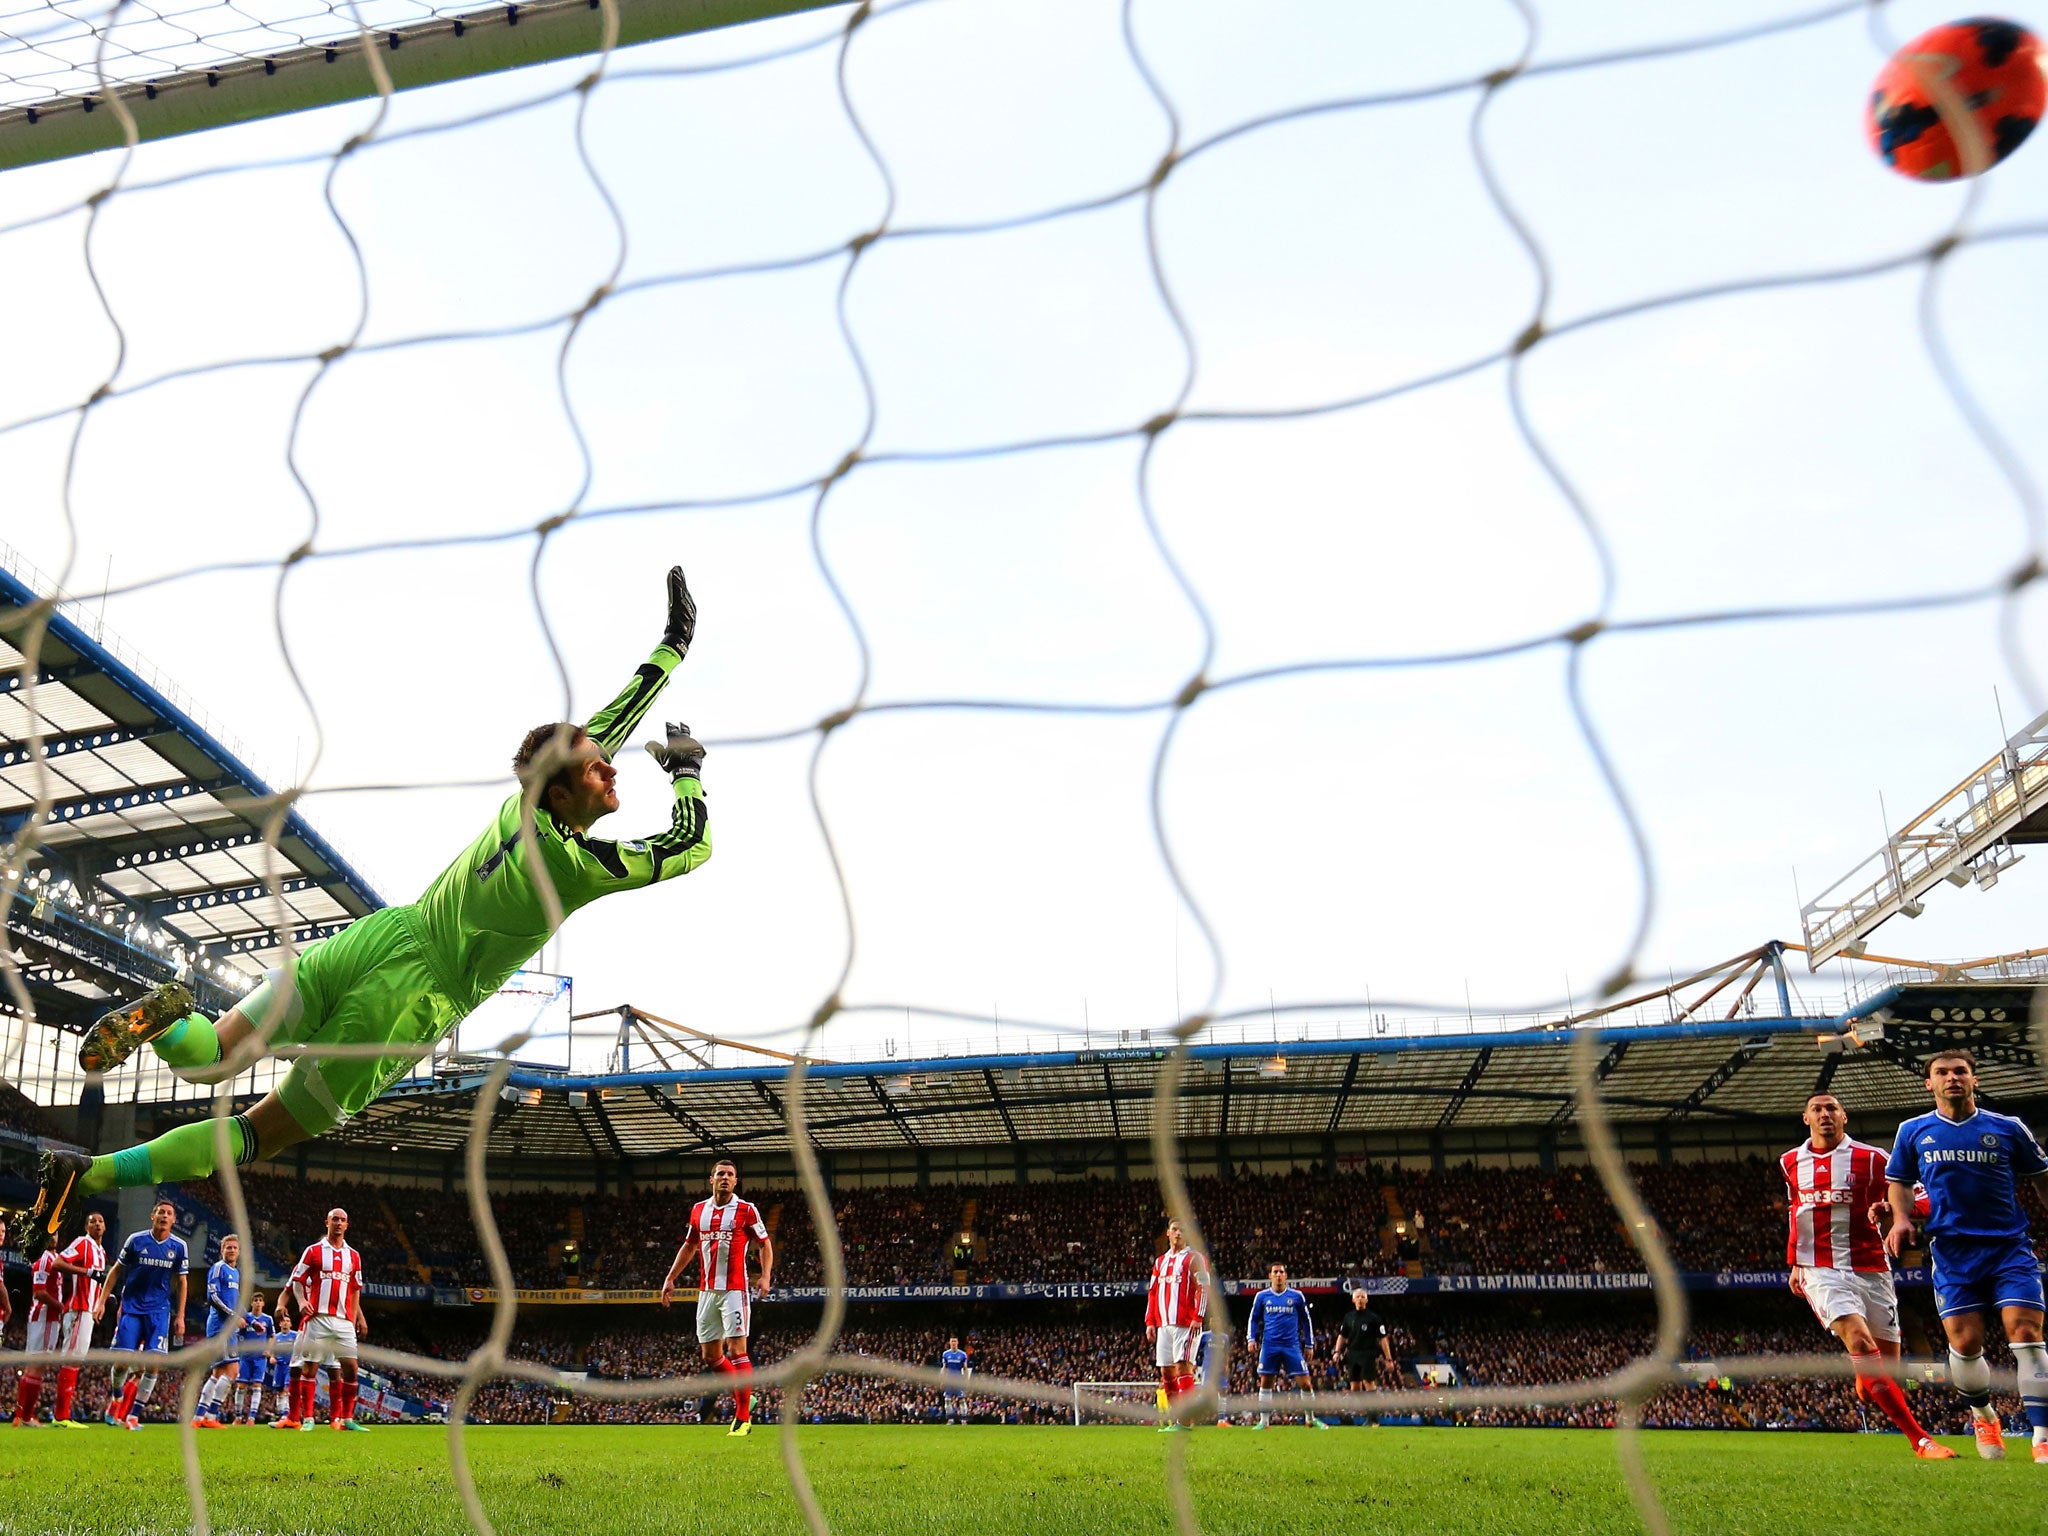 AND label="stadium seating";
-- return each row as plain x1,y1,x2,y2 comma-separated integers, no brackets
172,1158,2047,1290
